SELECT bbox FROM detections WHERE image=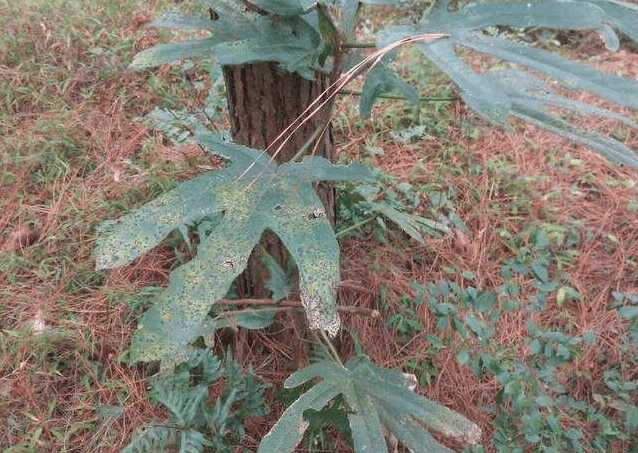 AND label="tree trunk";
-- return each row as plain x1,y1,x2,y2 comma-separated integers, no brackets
222,63,337,361
223,62,336,296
